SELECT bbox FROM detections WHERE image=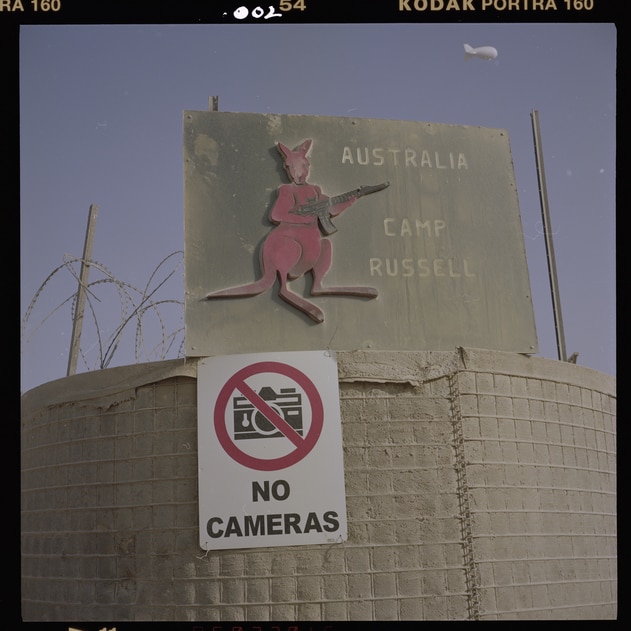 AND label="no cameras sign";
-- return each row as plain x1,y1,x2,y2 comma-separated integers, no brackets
197,350,348,550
